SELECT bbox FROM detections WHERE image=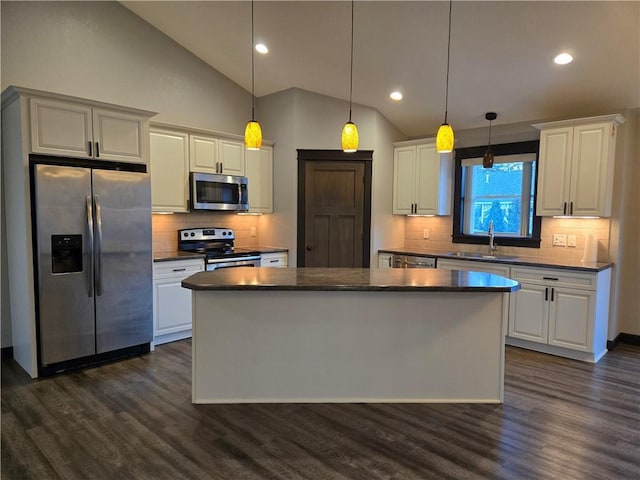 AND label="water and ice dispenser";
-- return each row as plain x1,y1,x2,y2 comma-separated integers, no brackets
51,235,83,274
